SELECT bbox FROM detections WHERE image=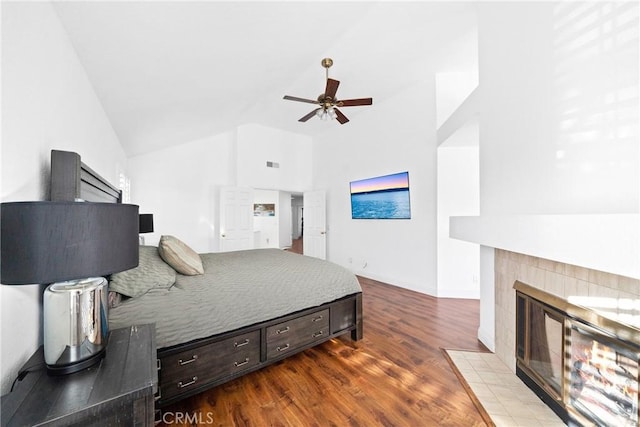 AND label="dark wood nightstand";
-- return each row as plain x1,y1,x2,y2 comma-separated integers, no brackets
1,324,157,427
